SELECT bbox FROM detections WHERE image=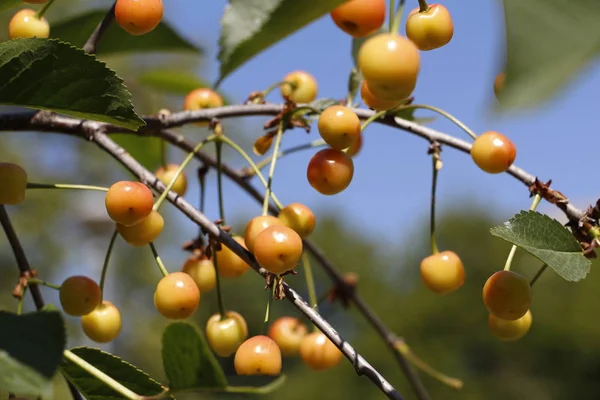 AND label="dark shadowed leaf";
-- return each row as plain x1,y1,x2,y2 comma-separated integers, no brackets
490,211,591,282
0,0,21,12
61,347,166,400
0,38,144,130
51,10,201,55
217,0,349,85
